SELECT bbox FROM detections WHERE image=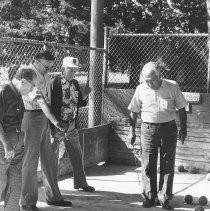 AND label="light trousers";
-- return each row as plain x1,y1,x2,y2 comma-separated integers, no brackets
20,111,63,206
